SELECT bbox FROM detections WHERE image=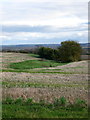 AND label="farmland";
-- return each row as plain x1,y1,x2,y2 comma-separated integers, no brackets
0,52,88,118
